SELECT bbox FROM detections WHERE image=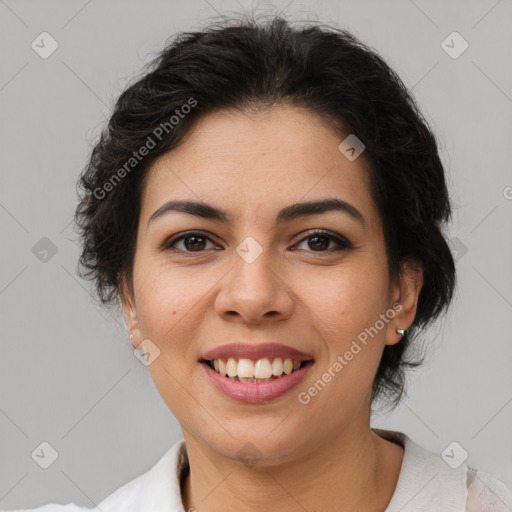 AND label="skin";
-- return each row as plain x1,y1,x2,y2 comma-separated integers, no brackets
121,104,424,512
